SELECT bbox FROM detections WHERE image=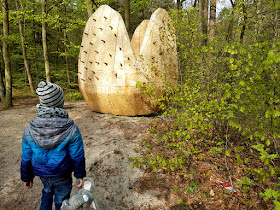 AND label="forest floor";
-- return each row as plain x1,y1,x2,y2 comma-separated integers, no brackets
0,95,276,209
